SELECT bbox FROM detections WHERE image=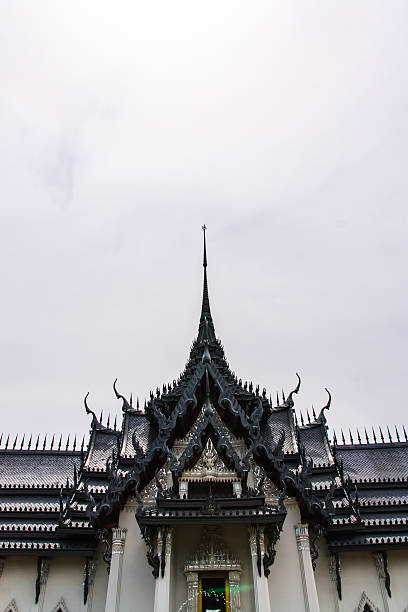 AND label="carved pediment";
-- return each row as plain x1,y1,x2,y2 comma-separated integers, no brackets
185,527,241,572
181,439,239,483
